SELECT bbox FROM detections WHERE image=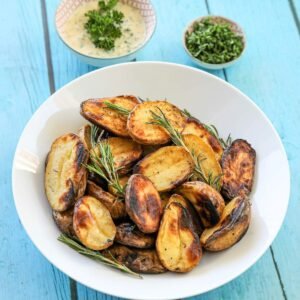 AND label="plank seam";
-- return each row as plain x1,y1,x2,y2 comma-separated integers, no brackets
205,0,211,14
70,278,79,300
288,0,300,35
